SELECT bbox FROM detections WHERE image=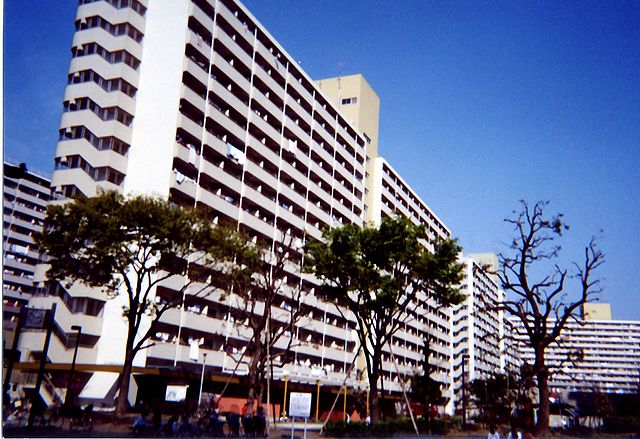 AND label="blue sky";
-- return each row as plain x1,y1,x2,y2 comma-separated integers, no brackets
5,1,640,319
